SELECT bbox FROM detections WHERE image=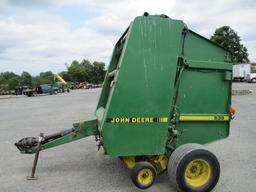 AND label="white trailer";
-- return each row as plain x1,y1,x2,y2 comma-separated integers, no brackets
245,63,256,83
233,64,251,81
